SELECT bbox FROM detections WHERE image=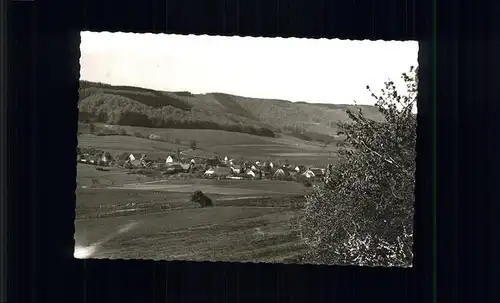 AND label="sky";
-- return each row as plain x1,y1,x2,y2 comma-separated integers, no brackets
80,32,419,107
